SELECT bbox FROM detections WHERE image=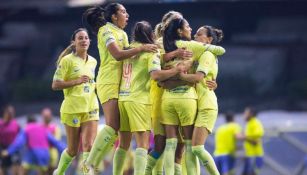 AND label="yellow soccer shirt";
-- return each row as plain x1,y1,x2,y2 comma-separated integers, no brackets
244,117,264,157
53,53,99,113
214,122,242,156
96,22,129,86
162,40,204,100
195,51,219,110
151,37,164,118
118,42,162,104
